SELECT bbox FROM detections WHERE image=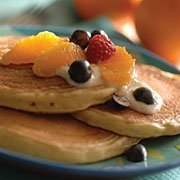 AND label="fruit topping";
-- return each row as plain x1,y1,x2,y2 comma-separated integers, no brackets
86,34,116,64
91,30,108,38
126,144,147,162
1,31,62,65
98,46,135,87
69,30,91,50
2,29,136,90
68,60,92,83
133,87,154,105
33,41,85,77
112,94,130,108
